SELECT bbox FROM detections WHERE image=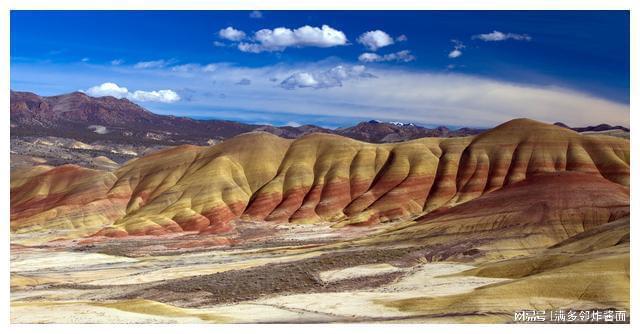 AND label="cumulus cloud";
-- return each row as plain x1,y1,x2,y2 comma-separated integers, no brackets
238,25,347,53
134,59,171,69
86,82,129,99
280,65,375,90
130,90,180,103
448,50,462,58
396,34,408,42
249,10,263,18
357,30,394,51
358,50,415,63
448,40,465,58
219,26,246,41
473,30,531,42
85,82,180,103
